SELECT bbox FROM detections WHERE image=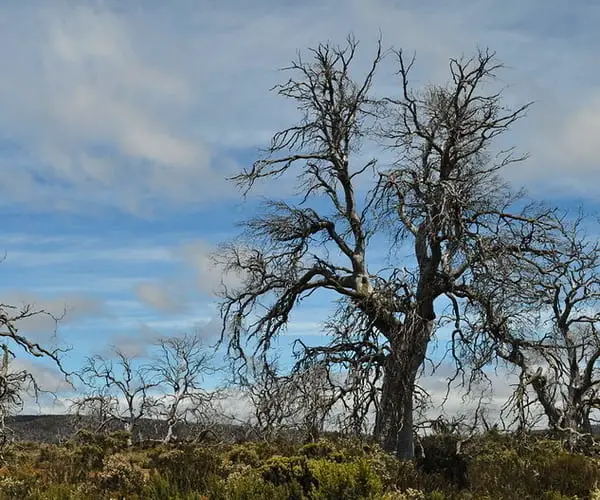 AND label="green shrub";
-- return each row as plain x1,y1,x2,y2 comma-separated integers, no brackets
29,483,80,500
365,449,422,492
36,444,95,484
0,431,596,499
539,492,579,500
147,445,223,494
307,458,383,499
88,453,147,497
0,475,34,499
378,489,426,500
255,452,385,499
226,470,303,500
417,435,468,489
142,473,212,500
73,430,130,454
466,435,600,499
227,444,261,467
72,443,105,472
299,440,337,460
260,455,315,496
